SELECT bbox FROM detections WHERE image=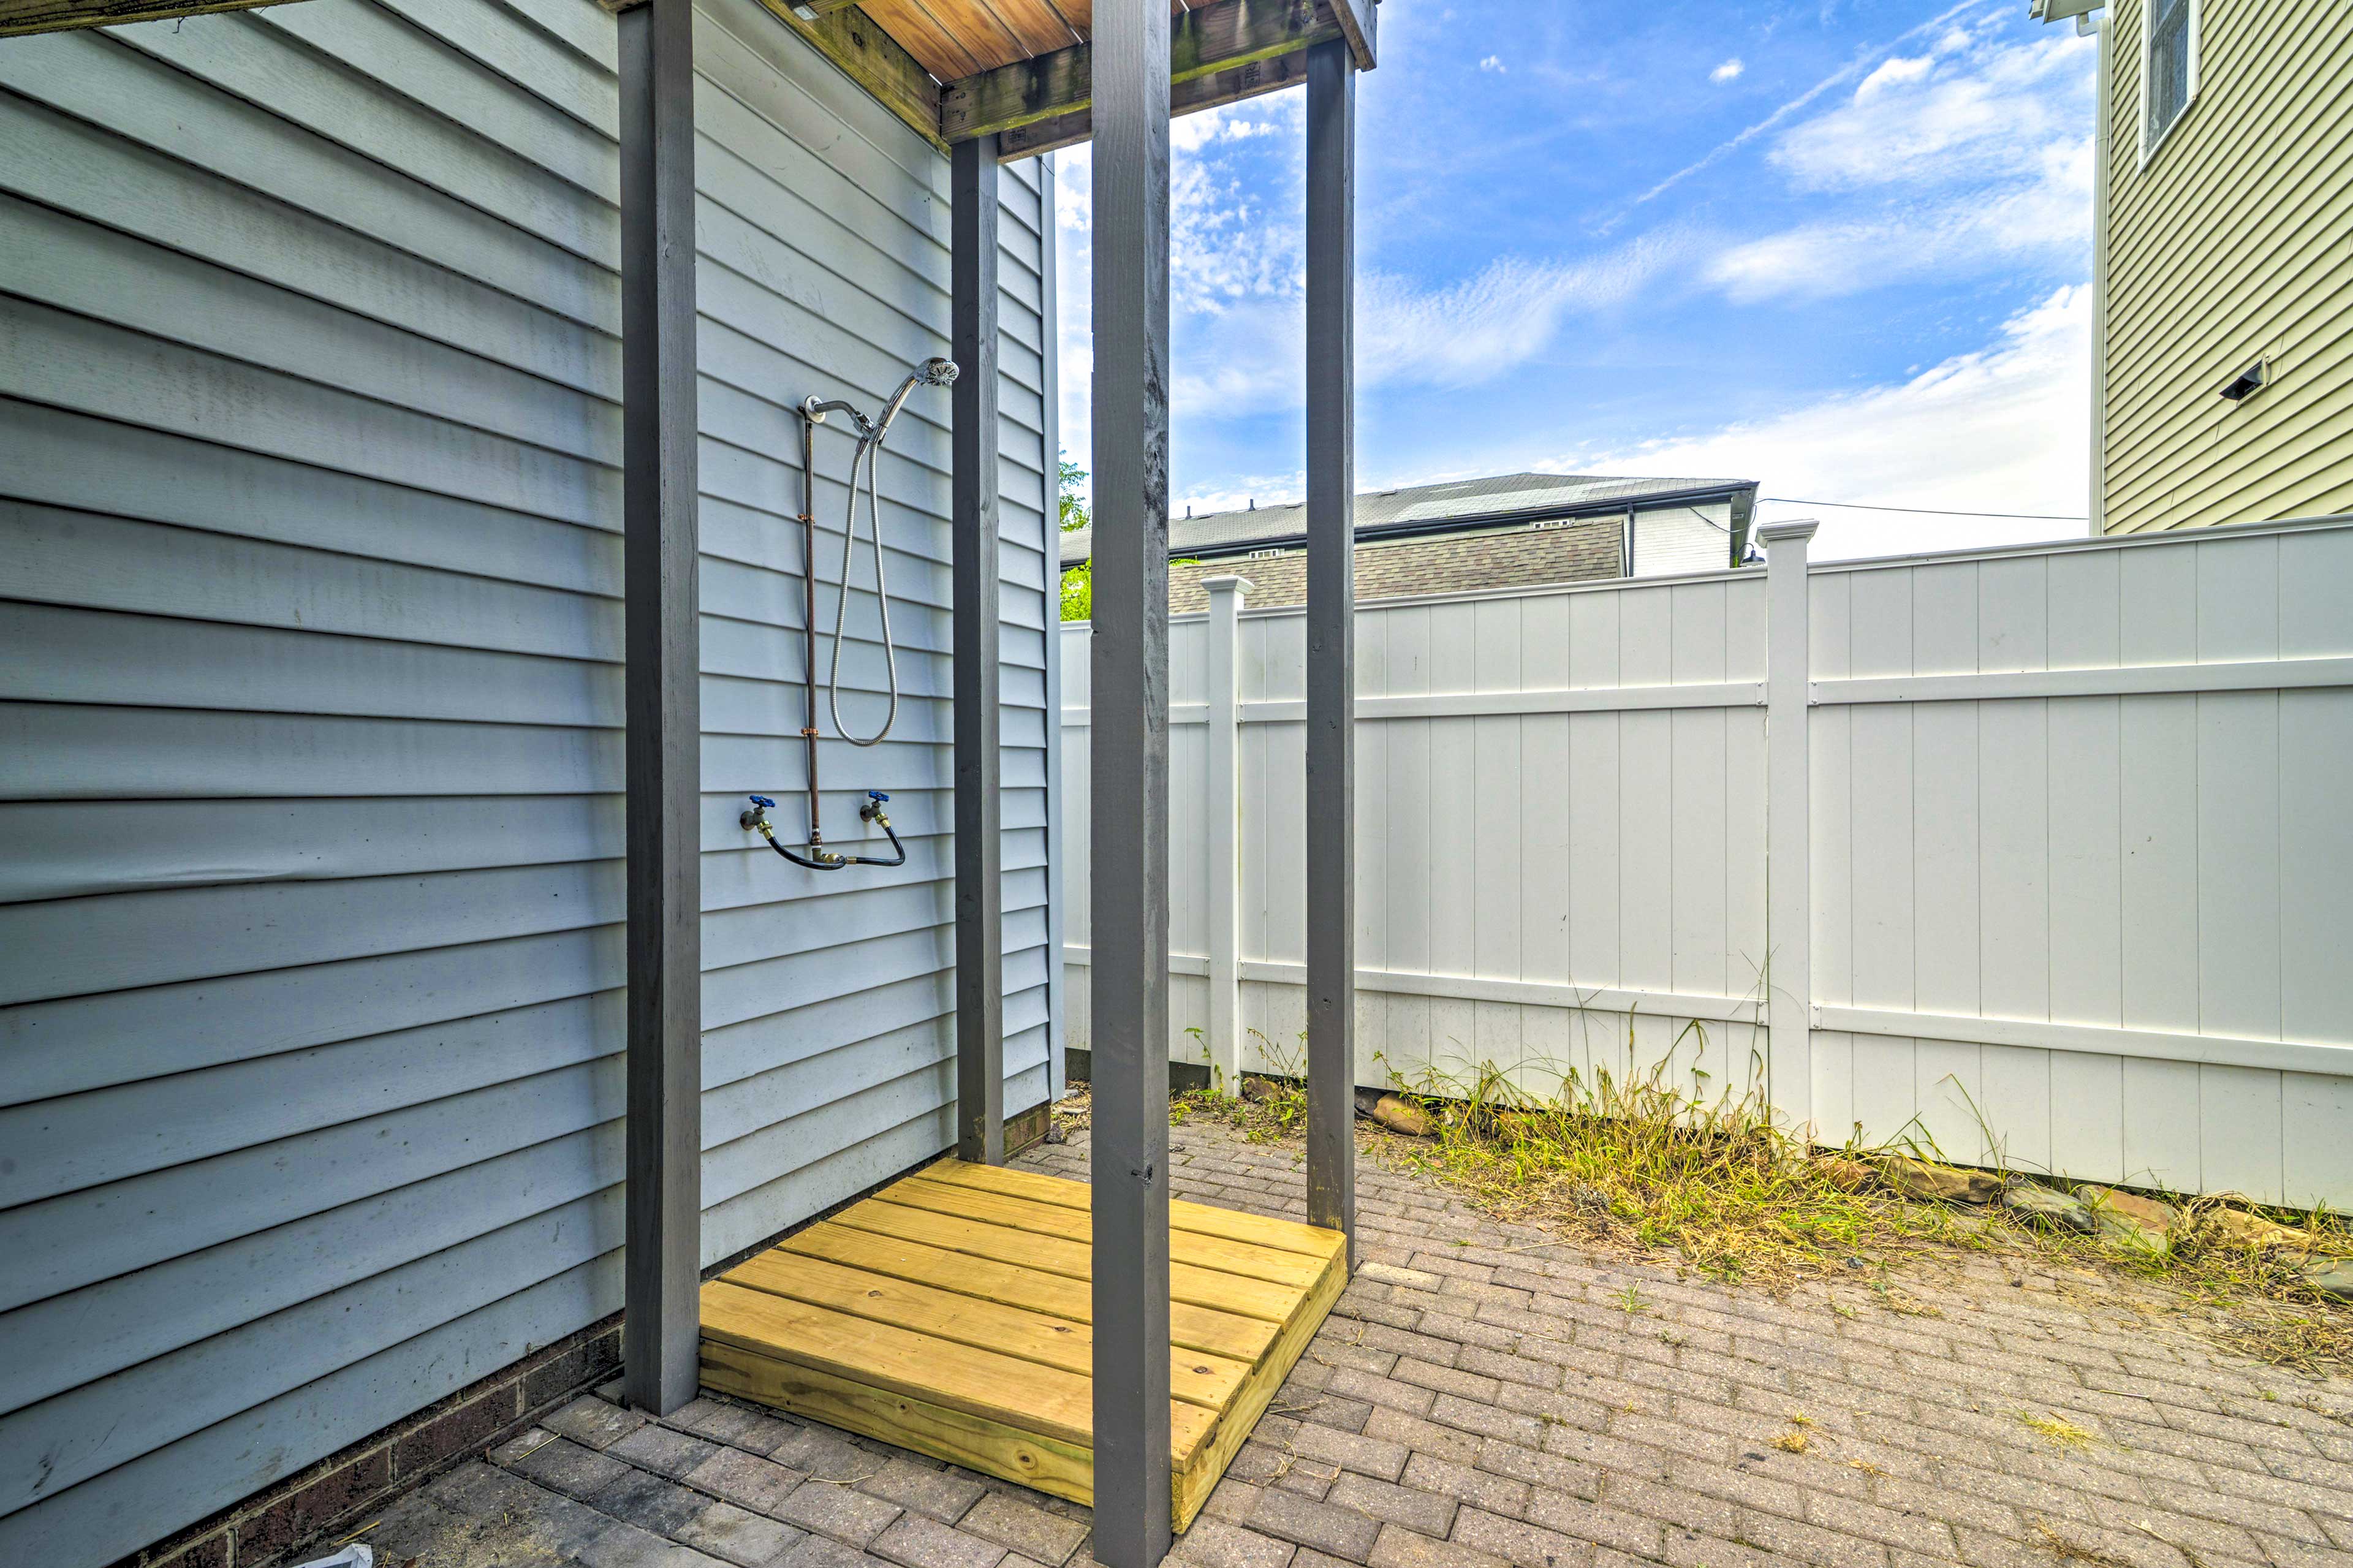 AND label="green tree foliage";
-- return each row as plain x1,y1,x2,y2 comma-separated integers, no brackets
1058,453,1091,621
